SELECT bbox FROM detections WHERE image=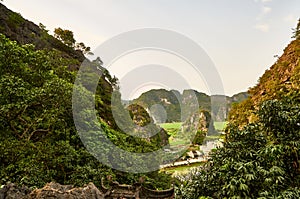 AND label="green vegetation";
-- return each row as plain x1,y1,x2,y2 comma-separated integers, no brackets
133,89,181,123
162,162,204,175
159,122,182,130
175,21,300,198
0,33,171,190
54,27,76,47
7,12,24,28
228,26,300,127
158,122,180,138
127,104,152,127
134,89,248,123
292,18,300,39
53,27,92,55
1,4,300,198
213,121,227,131
176,96,300,198
159,122,182,145
160,110,219,146
204,134,222,140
